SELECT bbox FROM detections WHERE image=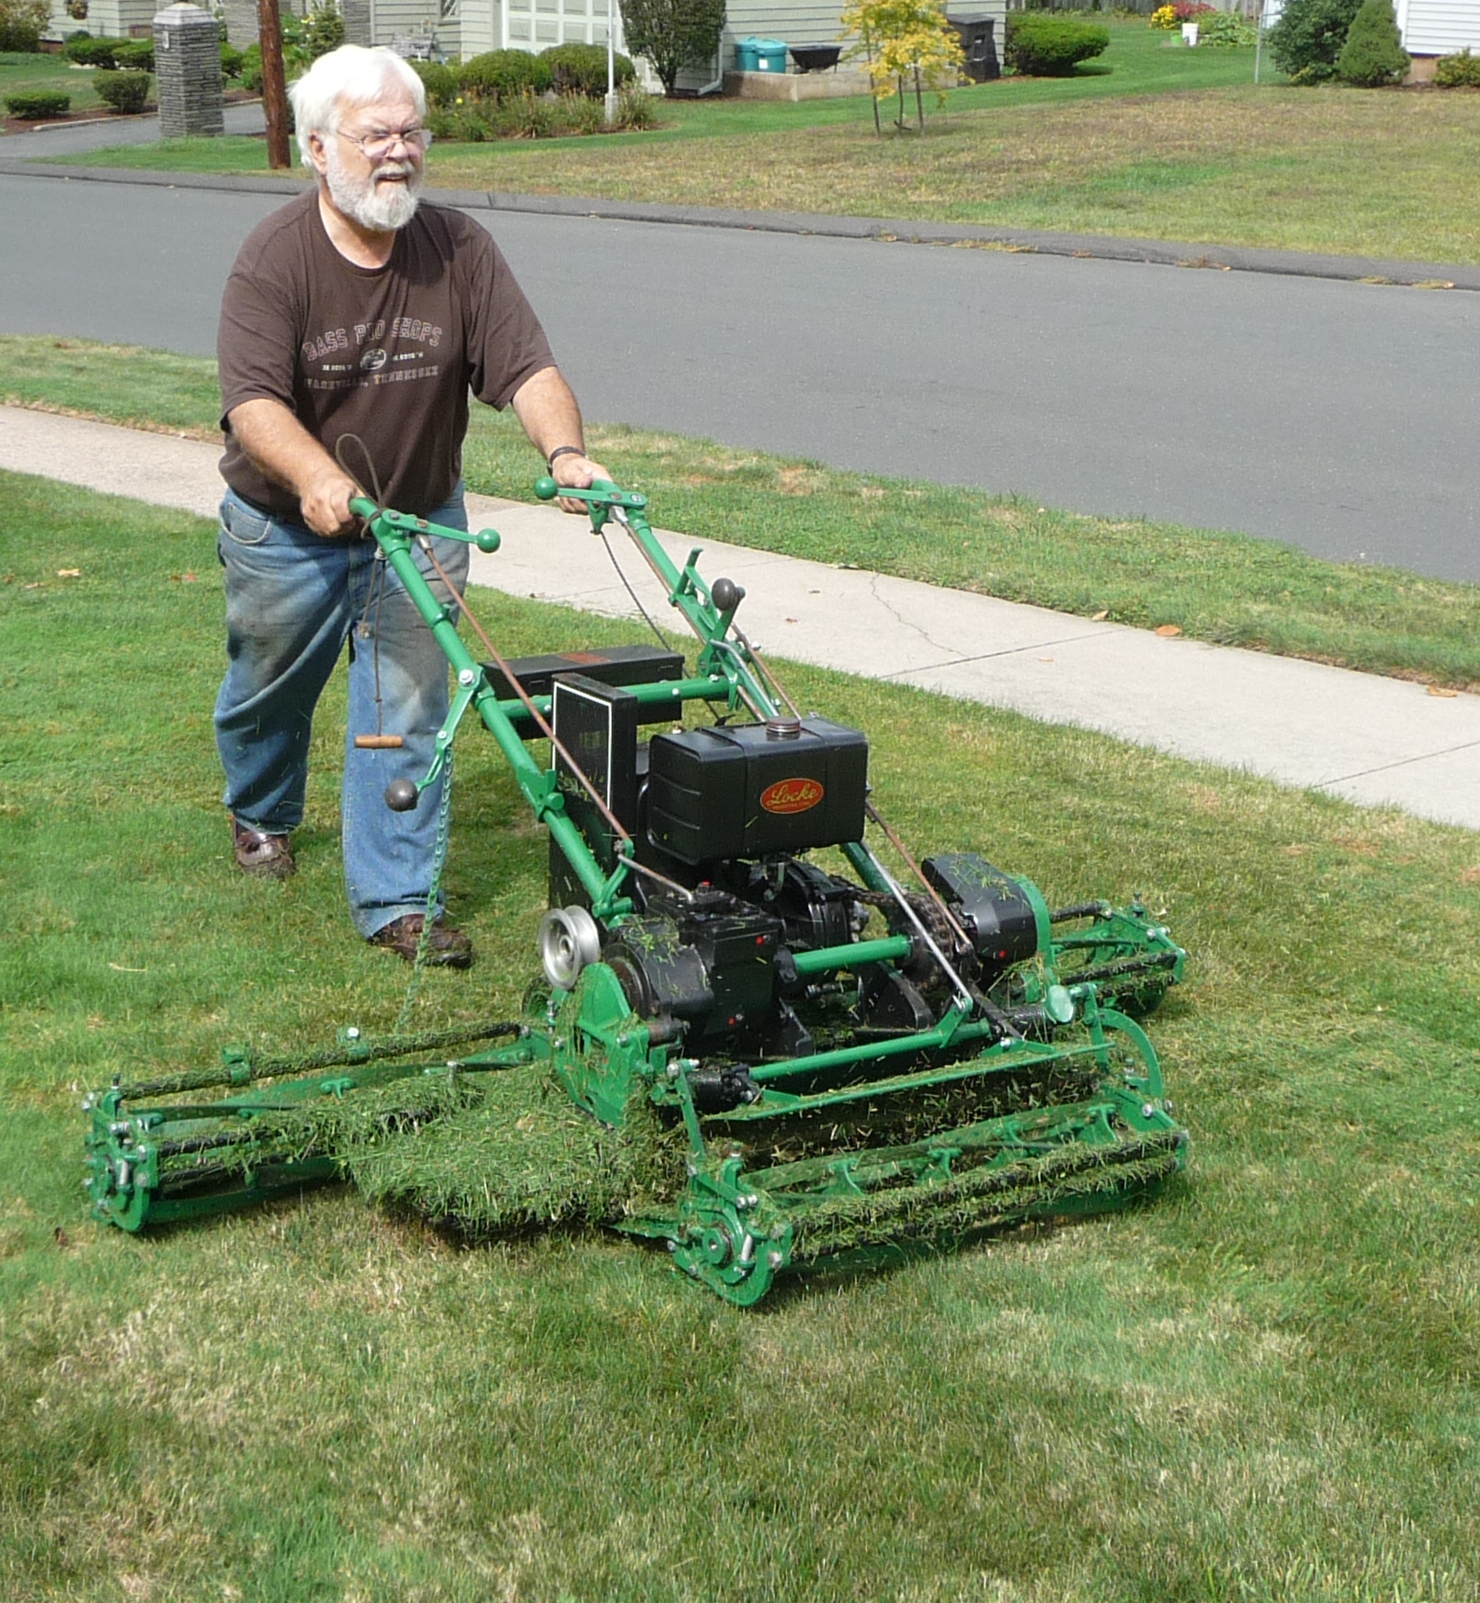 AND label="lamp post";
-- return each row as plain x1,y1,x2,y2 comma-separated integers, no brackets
604,0,620,123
